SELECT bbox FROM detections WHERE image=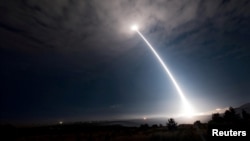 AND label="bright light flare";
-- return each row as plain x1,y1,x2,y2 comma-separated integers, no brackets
216,108,221,111
134,29,195,118
181,101,195,118
131,24,138,31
